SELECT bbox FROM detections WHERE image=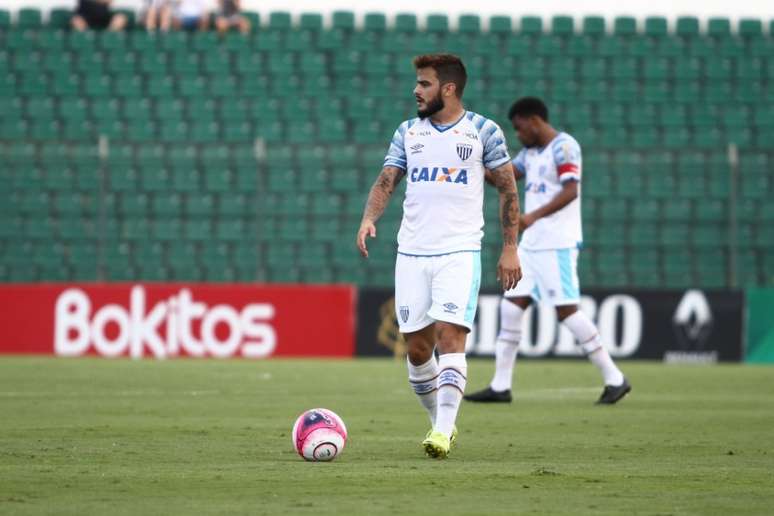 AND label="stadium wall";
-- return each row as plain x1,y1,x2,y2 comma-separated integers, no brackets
0,283,356,358
0,284,754,362
745,288,774,363
357,288,745,362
